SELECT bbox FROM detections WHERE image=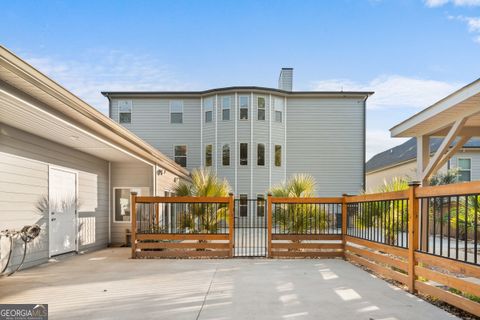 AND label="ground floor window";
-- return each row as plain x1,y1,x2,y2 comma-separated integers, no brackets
240,194,248,217
113,187,147,223
457,158,471,182
257,194,265,217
